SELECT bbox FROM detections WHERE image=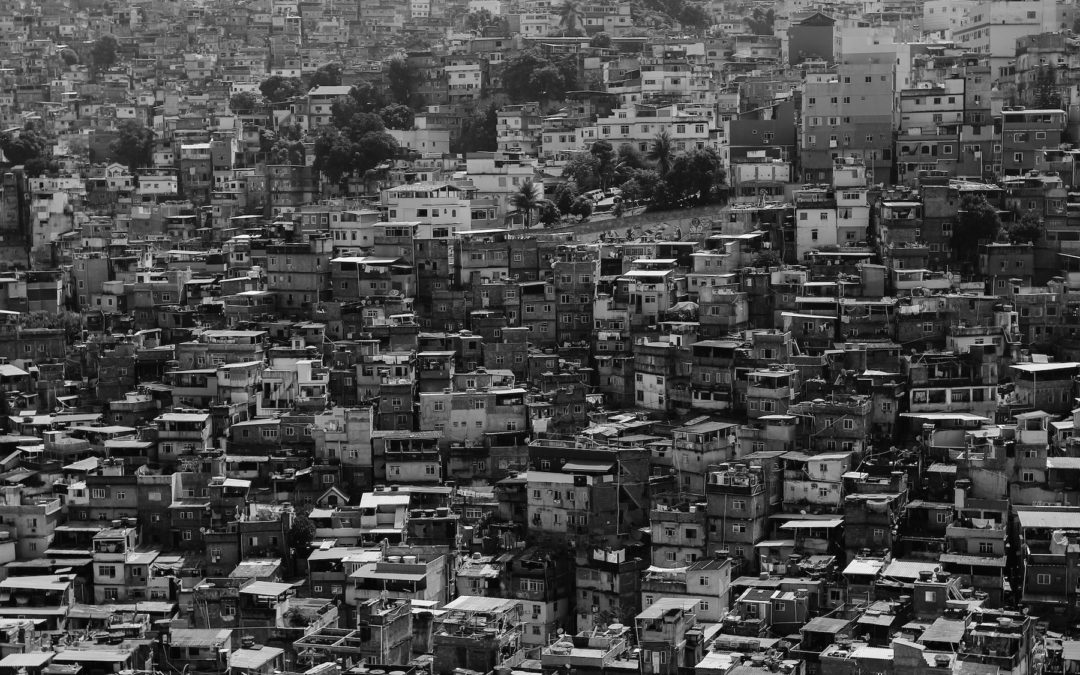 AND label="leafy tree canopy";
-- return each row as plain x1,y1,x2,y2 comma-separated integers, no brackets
109,120,154,171
259,76,303,103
